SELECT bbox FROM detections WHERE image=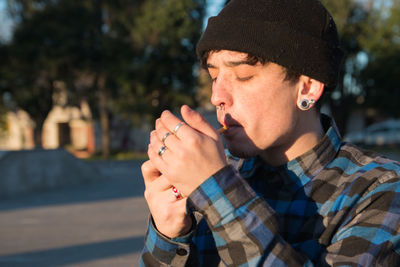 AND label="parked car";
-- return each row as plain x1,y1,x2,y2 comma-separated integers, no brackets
344,119,400,146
